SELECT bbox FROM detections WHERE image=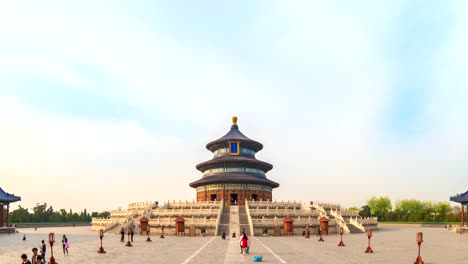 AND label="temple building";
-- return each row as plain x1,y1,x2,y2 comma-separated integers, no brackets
92,116,377,236
189,116,279,205
0,187,21,233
